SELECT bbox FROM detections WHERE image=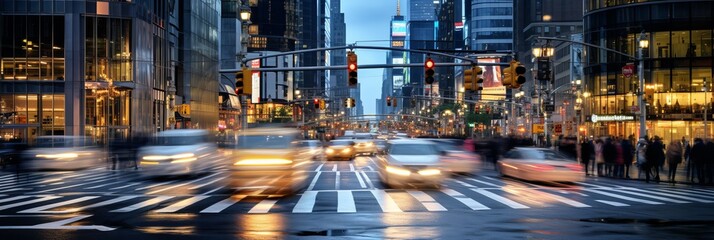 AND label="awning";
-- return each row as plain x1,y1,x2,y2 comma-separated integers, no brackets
175,111,190,121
